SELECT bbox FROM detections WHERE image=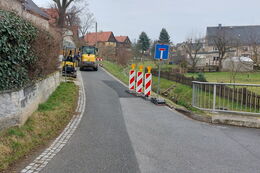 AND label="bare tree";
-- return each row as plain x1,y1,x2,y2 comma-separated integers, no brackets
116,47,132,66
248,34,260,66
226,57,253,83
208,30,236,71
52,0,82,27
79,12,95,37
66,5,82,27
98,46,116,61
184,38,203,72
